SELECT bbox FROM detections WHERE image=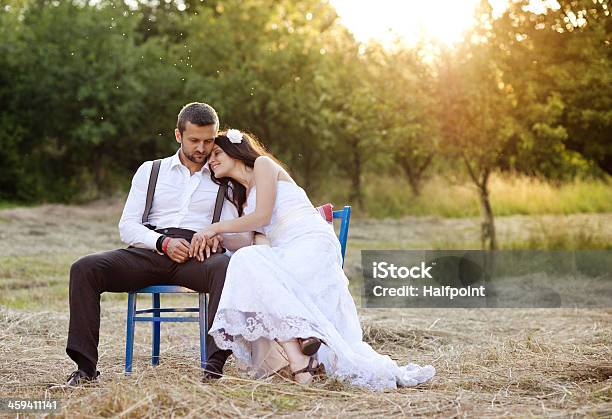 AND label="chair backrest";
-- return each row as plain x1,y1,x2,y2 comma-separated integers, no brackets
333,206,352,267
316,204,351,267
